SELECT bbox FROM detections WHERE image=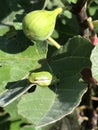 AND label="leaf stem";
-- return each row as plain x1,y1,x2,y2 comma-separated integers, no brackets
47,37,61,49
87,17,96,36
